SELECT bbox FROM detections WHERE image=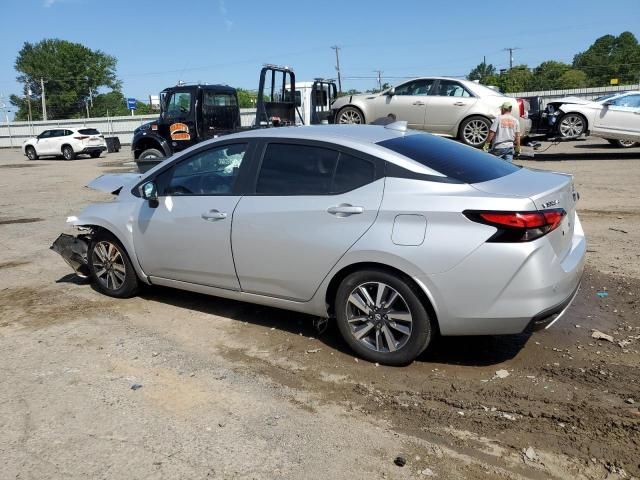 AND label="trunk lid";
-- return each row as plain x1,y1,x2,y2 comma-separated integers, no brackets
472,168,577,258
